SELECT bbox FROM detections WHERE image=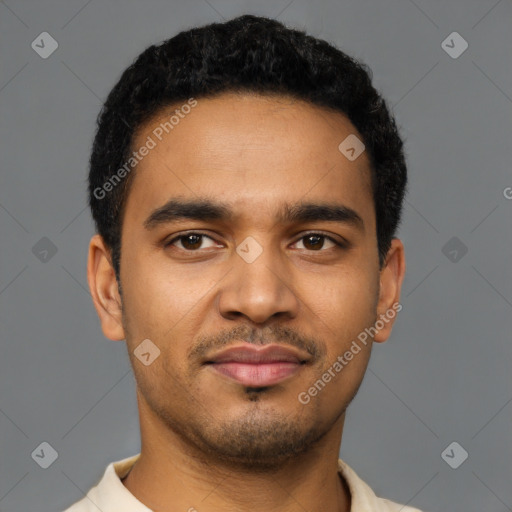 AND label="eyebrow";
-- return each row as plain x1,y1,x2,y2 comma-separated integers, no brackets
143,198,364,232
